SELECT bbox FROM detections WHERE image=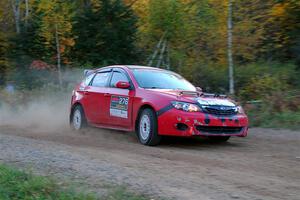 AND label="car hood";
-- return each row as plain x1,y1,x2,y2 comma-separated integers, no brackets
148,89,237,107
